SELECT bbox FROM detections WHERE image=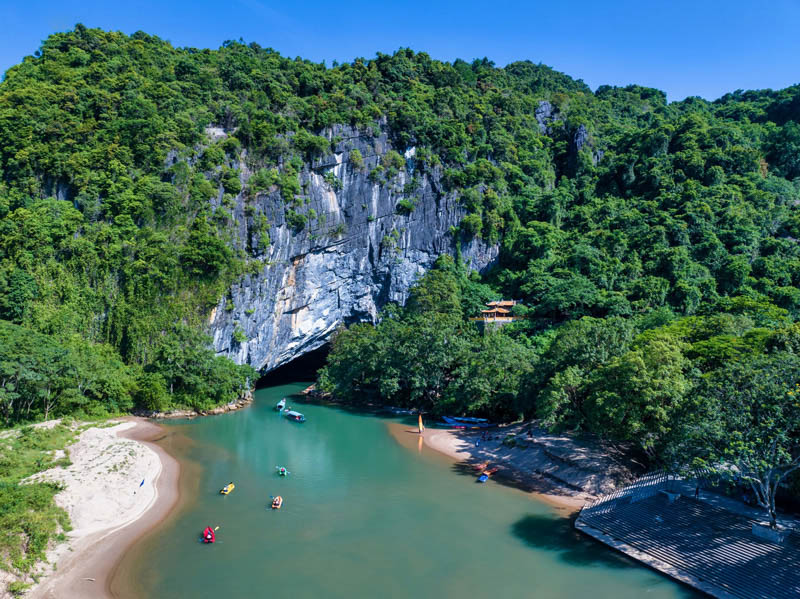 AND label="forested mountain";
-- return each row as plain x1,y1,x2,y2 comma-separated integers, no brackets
1,27,799,497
